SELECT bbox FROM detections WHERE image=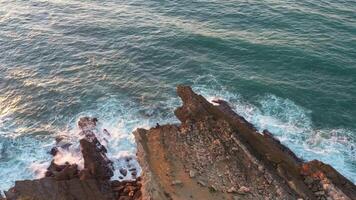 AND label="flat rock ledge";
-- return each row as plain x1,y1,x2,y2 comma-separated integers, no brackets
3,85,355,200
